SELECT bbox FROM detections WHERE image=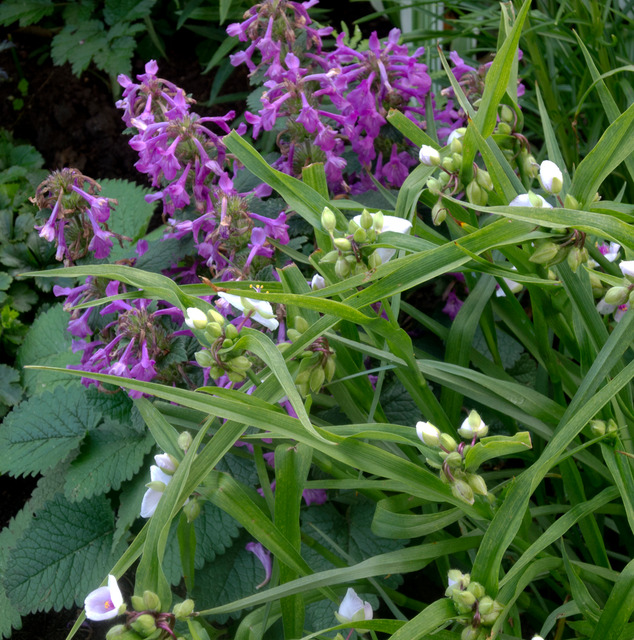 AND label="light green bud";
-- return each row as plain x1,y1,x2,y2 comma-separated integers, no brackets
466,181,484,206
130,613,157,636
321,207,337,233
347,219,360,235
431,201,447,226
467,473,488,496
221,338,234,348
480,599,503,625
450,136,463,154
185,307,209,330
143,590,161,612
607,418,618,434
359,209,373,229
564,193,580,210
372,210,384,232
324,356,337,382
309,366,326,393
183,499,202,523
353,227,367,243
500,105,514,124
476,169,493,192
194,350,214,368
207,308,225,325
440,433,457,452
589,420,606,437
295,369,311,385
529,241,560,265
416,421,441,447
173,599,195,620
228,356,252,372
106,625,127,639
451,153,463,171
453,588,477,610
461,625,481,640
604,286,629,306
442,156,456,172
131,595,146,612
178,431,193,451
496,122,512,135
204,322,223,340
294,316,309,333
426,177,442,195
344,253,357,264
477,595,494,615
225,323,238,340
334,237,352,252
466,581,486,599
438,171,451,187
209,365,224,379
287,328,301,342
366,228,376,243
566,246,585,273
451,478,475,505
368,250,382,269
335,258,351,278
445,451,463,468
226,370,246,383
